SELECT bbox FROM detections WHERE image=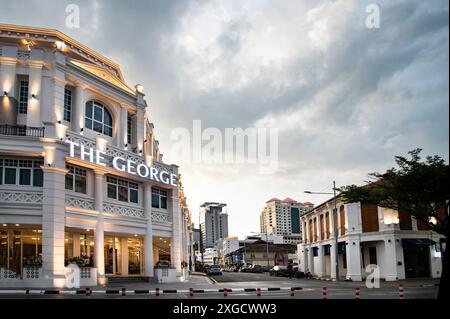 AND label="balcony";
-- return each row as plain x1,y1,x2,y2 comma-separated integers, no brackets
0,124,45,138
